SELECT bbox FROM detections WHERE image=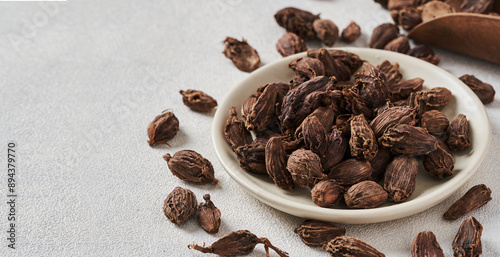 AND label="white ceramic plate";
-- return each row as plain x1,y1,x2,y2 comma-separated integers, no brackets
211,47,491,224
